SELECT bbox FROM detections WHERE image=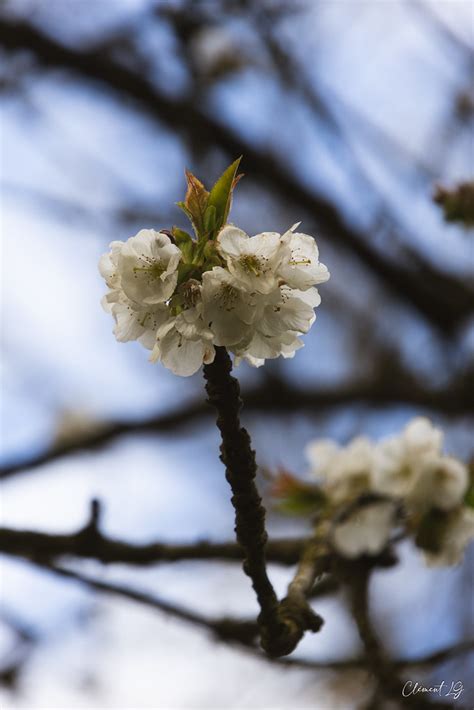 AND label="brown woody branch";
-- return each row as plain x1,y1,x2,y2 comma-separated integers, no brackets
203,347,322,657
0,520,305,568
